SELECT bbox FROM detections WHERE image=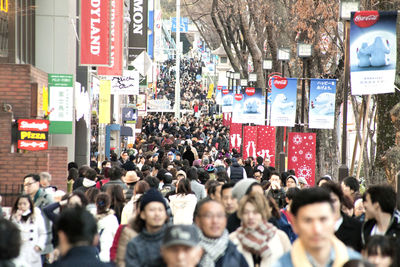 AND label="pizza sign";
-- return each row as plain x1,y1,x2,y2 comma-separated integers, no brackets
17,119,49,151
